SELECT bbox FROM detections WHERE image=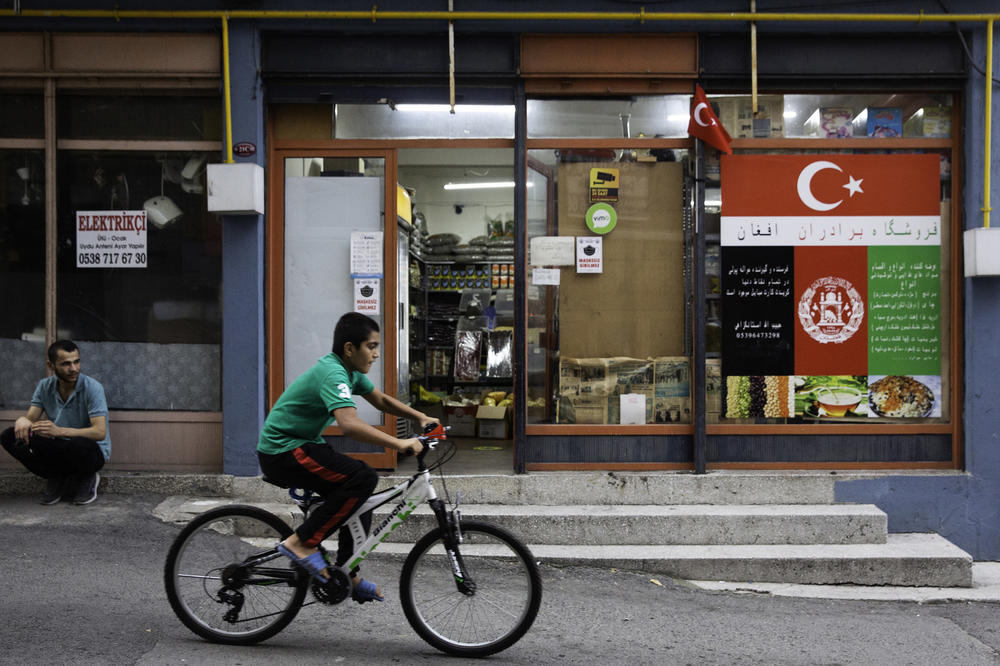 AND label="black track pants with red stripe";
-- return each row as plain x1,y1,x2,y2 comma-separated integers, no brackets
259,442,379,565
